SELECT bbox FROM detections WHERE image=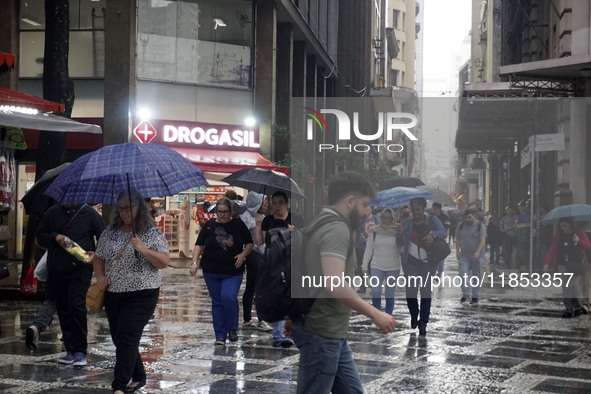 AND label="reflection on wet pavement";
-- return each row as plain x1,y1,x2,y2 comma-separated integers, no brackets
1,260,591,393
